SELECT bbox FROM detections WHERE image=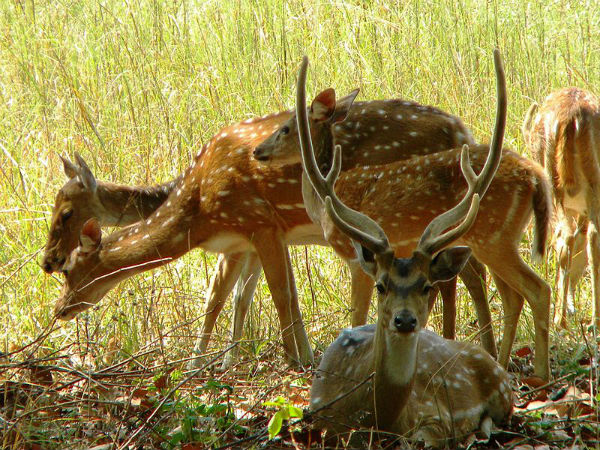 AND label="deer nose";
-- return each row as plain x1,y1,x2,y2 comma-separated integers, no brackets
41,257,66,274
394,311,417,333
253,146,269,161
43,262,53,274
